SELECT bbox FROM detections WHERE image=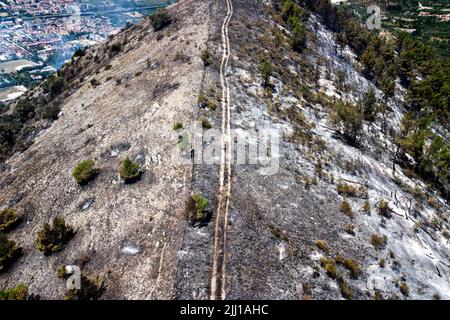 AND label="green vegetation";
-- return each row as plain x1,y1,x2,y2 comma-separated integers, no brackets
72,160,97,186
57,265,69,279
187,194,209,223
0,208,21,233
396,112,450,200
197,93,217,111
119,157,142,183
73,48,85,58
331,100,364,145
0,233,21,272
201,50,211,67
45,76,66,97
292,0,450,199
361,88,381,123
277,0,308,52
200,116,212,129
172,122,183,130
0,284,28,300
149,9,172,31
64,274,104,300
108,42,122,58
90,78,100,88
36,217,74,256
259,59,273,87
